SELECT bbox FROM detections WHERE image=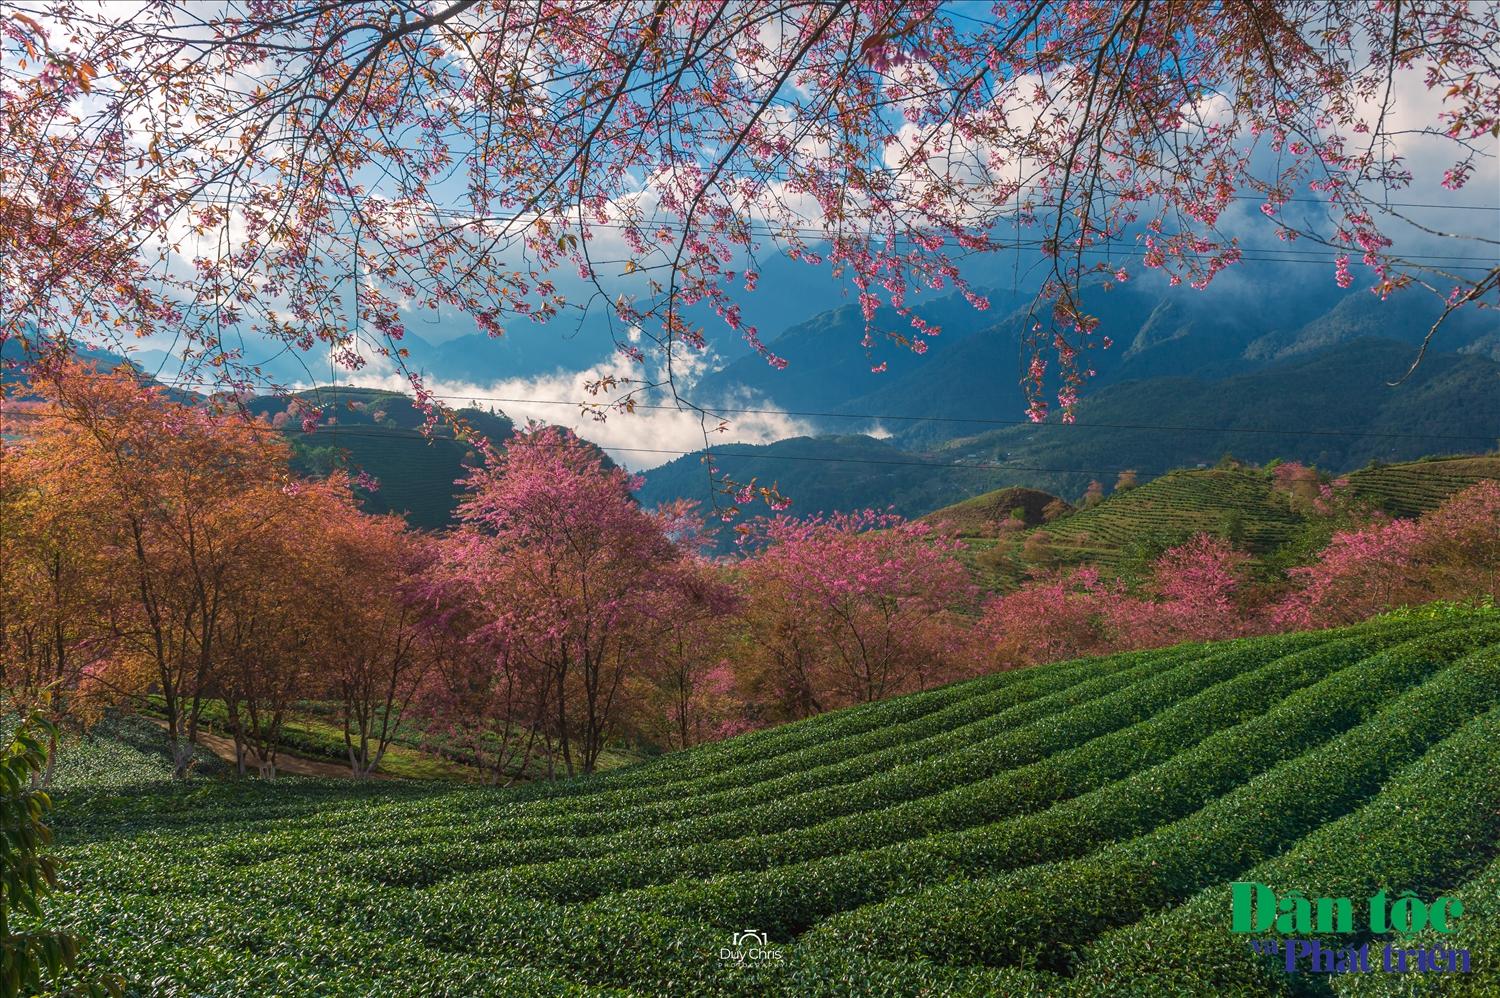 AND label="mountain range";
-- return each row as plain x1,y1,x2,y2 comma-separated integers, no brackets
638,281,1497,538
6,278,1495,533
